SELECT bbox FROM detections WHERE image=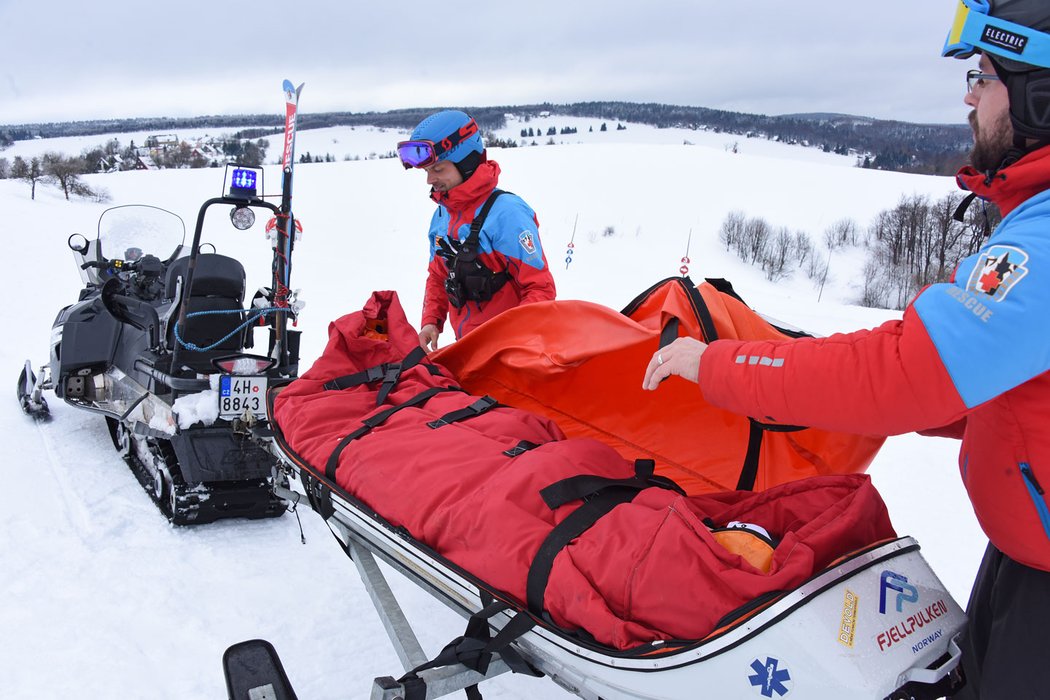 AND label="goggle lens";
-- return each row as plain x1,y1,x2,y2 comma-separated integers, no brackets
943,0,976,58
398,141,437,169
